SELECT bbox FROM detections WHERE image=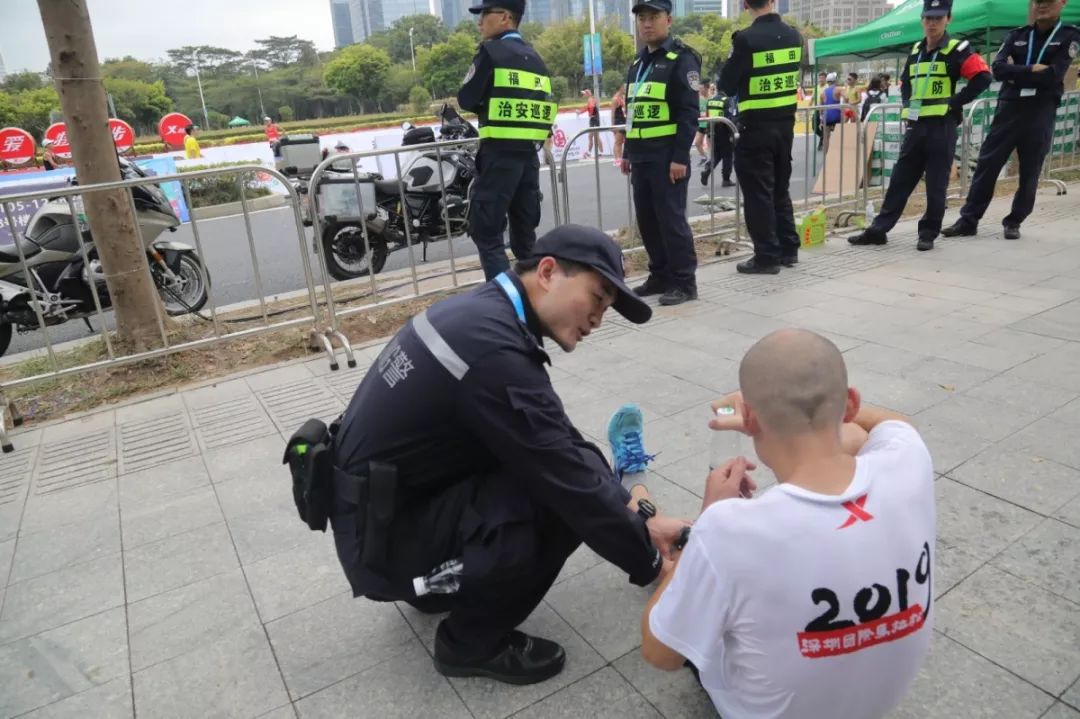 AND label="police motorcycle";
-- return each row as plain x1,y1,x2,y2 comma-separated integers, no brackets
317,103,479,281
0,157,210,357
